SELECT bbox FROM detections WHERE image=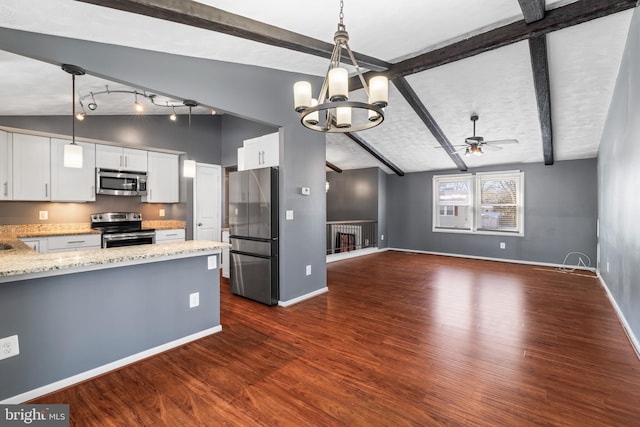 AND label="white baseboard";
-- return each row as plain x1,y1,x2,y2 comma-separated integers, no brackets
278,287,329,307
388,248,596,272
596,271,640,360
326,247,388,263
1,325,223,404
